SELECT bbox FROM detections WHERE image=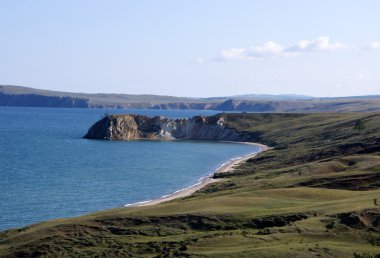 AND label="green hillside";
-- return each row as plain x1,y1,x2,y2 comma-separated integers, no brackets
1,113,380,257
